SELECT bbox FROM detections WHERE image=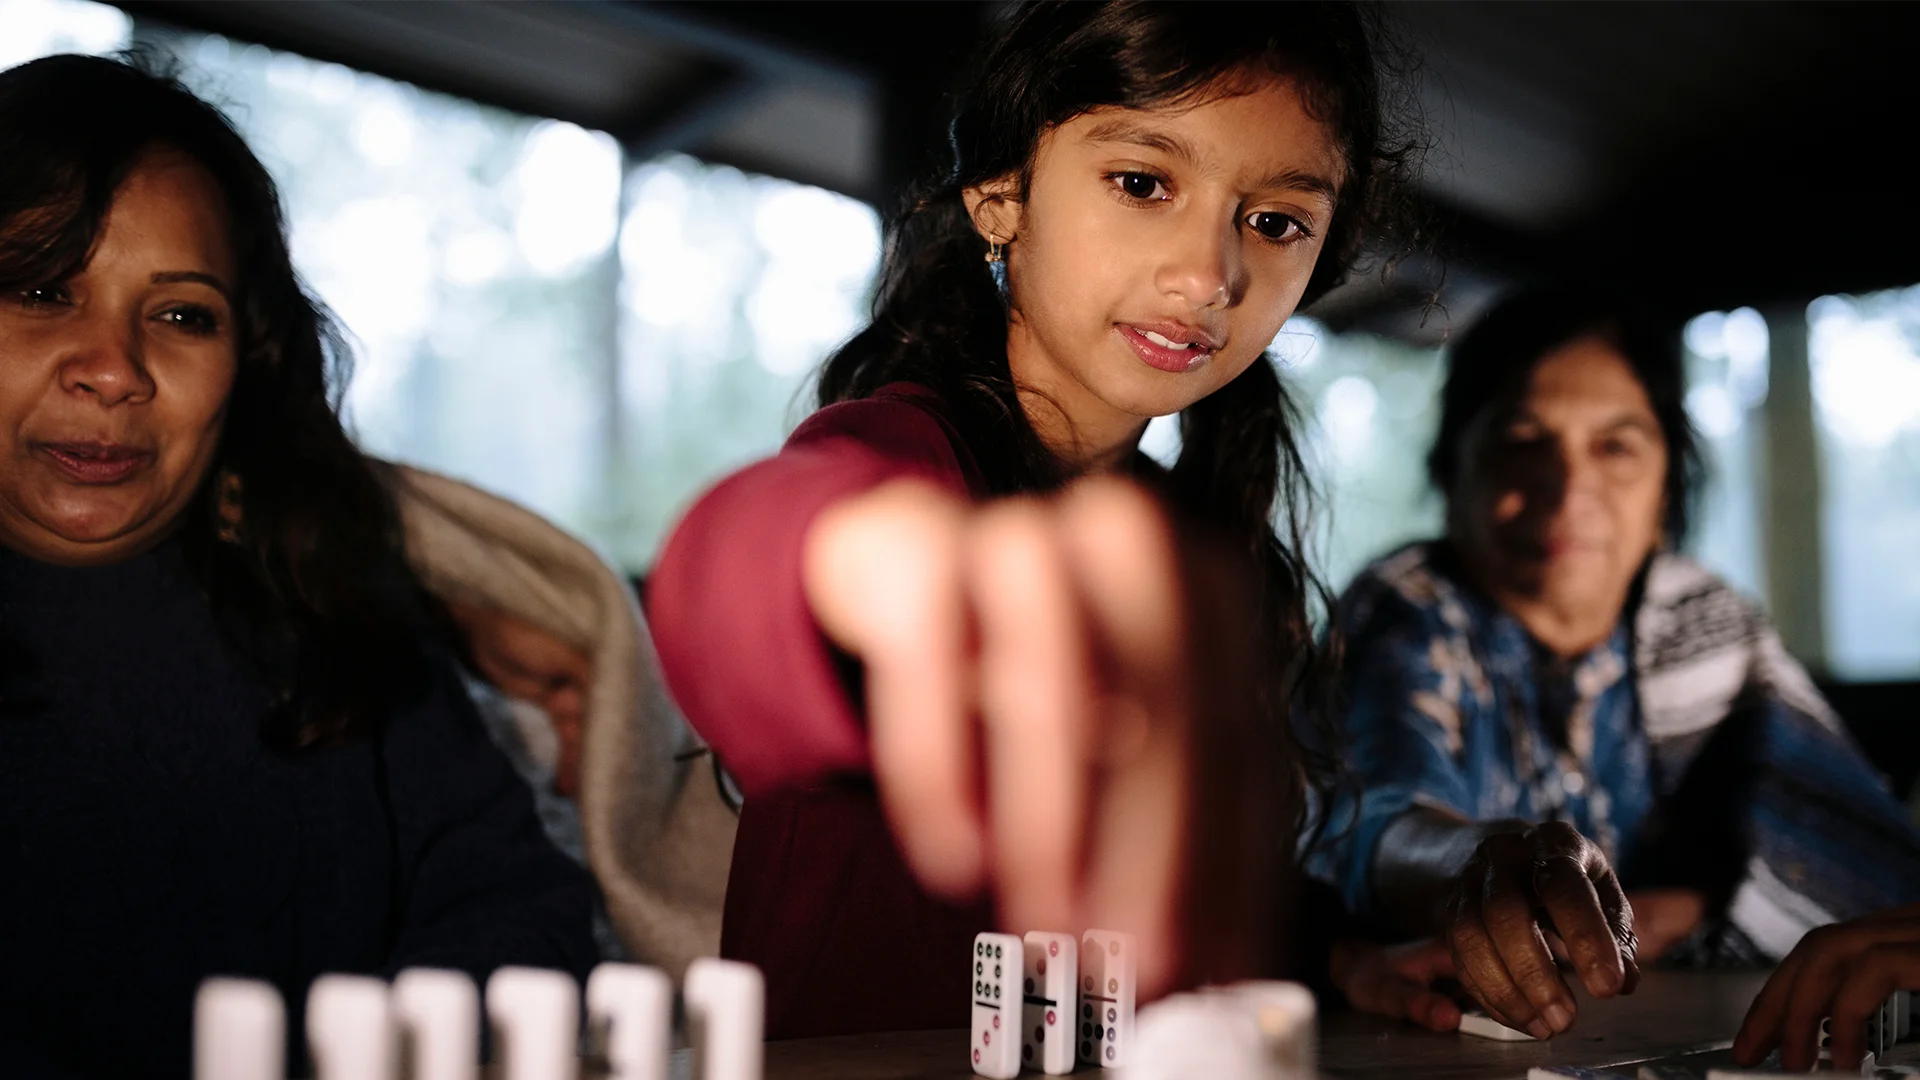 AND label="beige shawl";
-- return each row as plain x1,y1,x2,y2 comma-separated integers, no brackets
389,465,735,980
